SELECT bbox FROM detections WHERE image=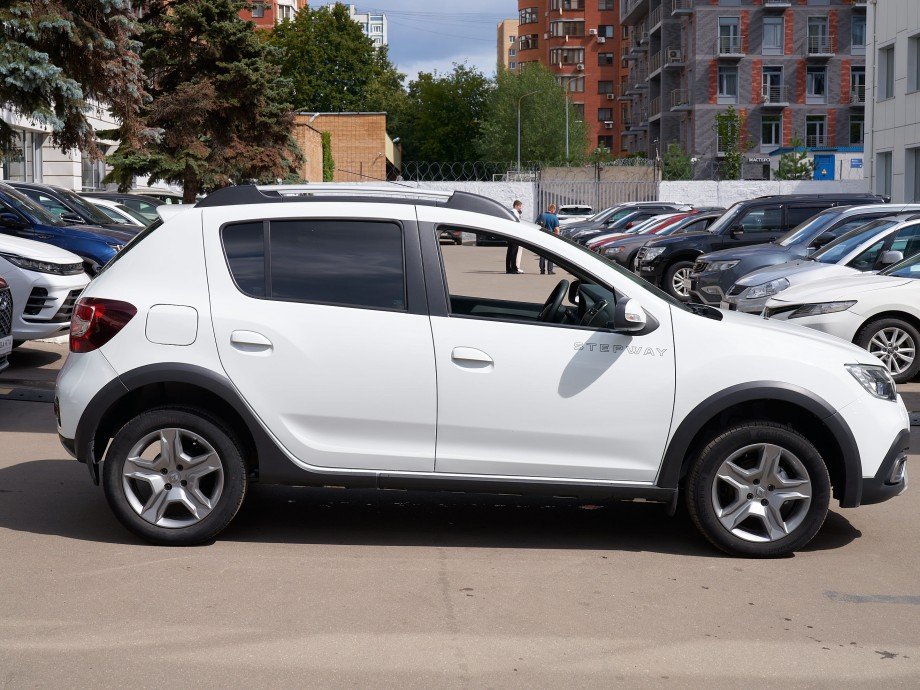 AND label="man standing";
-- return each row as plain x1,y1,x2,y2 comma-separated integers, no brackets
536,203,560,275
505,200,524,274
